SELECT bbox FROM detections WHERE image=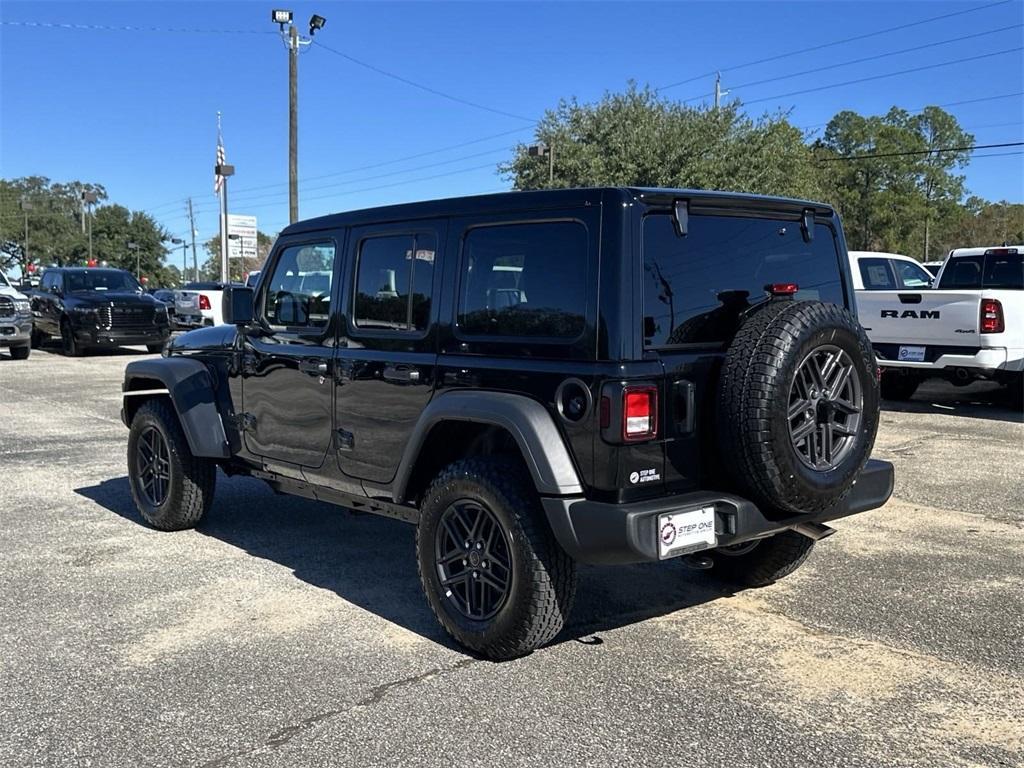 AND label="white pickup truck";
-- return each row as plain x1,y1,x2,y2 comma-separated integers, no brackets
849,247,1023,400
174,282,228,328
